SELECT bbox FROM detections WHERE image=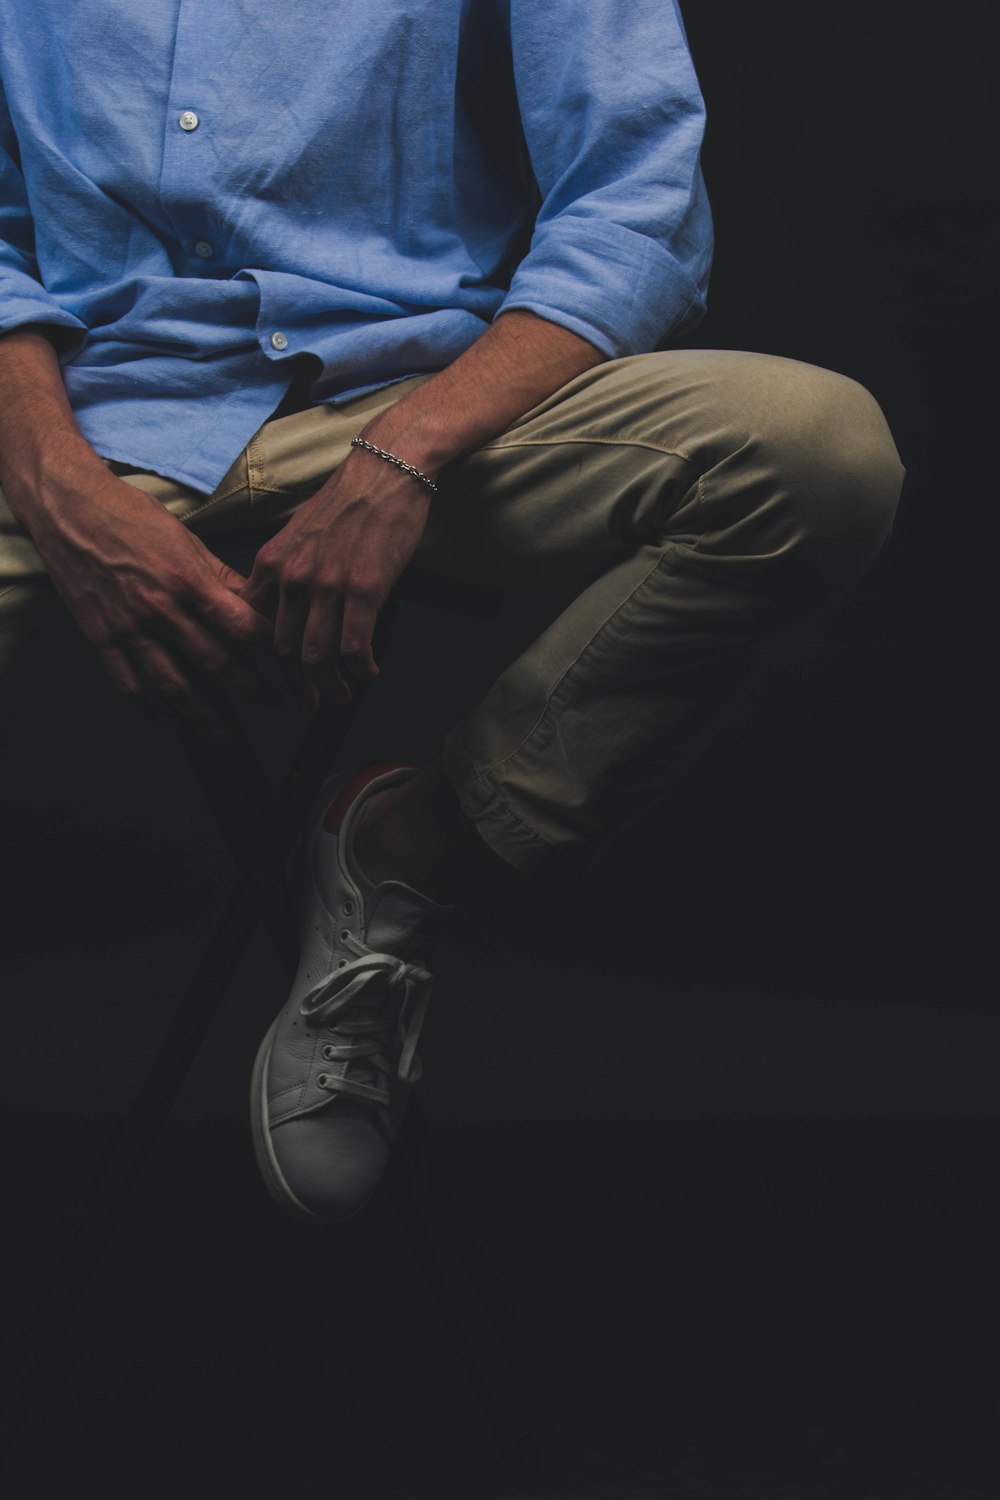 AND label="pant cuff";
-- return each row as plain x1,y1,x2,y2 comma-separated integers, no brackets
440,722,561,875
